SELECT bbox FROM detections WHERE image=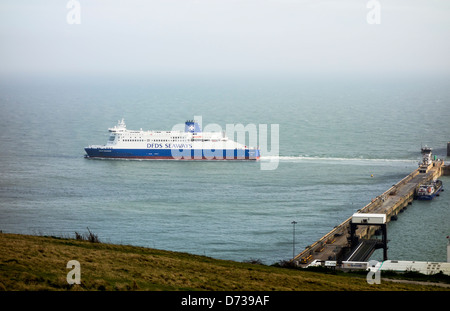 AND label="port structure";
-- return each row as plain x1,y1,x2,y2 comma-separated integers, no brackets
295,157,448,267
348,213,387,262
